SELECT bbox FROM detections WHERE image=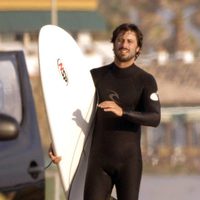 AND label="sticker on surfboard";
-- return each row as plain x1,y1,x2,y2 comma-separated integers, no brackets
57,58,69,85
